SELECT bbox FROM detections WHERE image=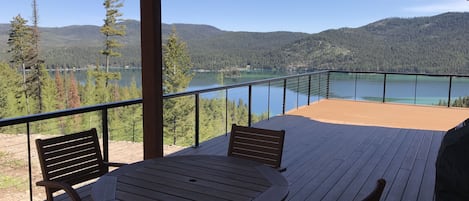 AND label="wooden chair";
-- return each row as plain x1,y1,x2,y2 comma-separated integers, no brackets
362,178,386,201
228,124,286,172
36,128,124,201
